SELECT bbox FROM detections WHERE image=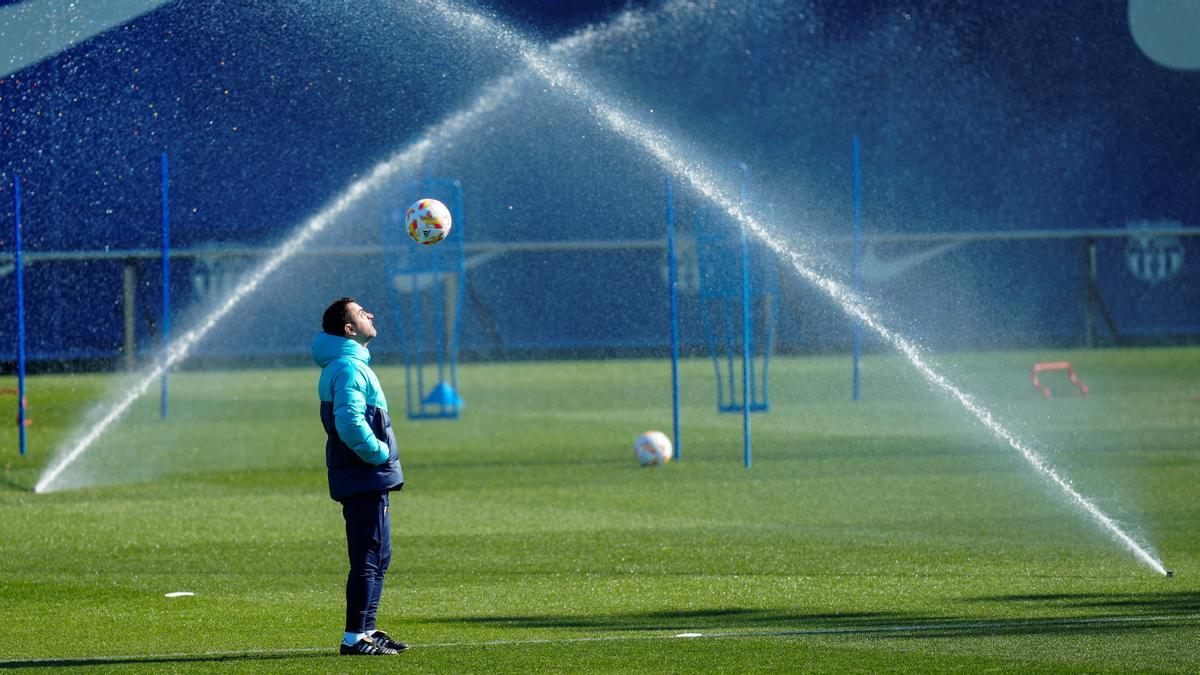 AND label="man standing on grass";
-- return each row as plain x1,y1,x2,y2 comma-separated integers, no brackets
312,297,408,656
